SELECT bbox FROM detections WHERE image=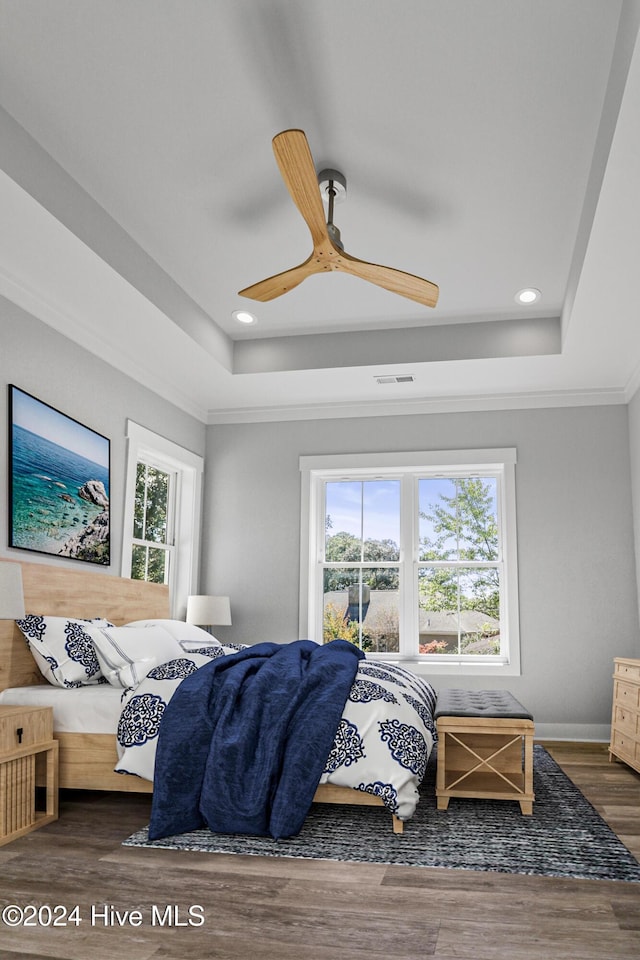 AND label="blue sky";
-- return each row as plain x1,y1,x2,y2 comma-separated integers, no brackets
325,477,497,548
11,387,109,469
325,480,400,543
